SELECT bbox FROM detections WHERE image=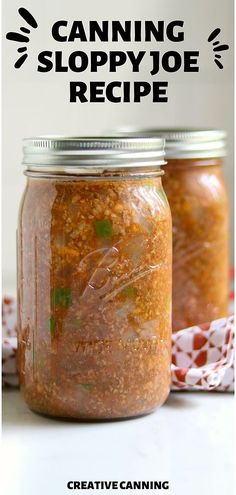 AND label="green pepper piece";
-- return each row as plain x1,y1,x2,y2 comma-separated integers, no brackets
48,317,56,335
79,384,94,392
51,288,72,308
94,219,113,238
122,286,137,298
